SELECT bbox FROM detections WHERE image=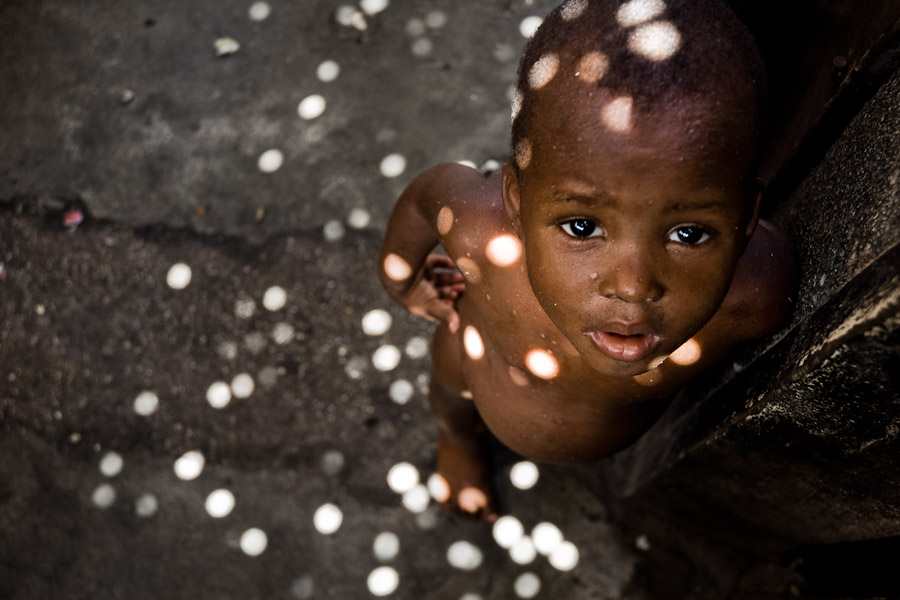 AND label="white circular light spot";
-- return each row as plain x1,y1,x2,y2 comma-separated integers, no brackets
323,219,346,241
367,566,399,597
405,336,429,359
166,263,192,289
362,309,392,336
616,0,666,27
525,349,560,379
347,207,371,229
205,489,236,518
669,337,701,365
510,536,537,564
234,298,256,319
405,17,426,37
262,286,287,311
492,516,525,549
379,153,407,178
511,88,524,122
135,493,158,517
427,473,450,503
447,541,483,571
206,381,232,408
313,503,343,534
372,345,402,372
360,0,389,15
321,449,345,475
99,452,124,477
290,575,315,599
316,60,340,82
373,531,401,561
248,1,271,21
389,379,415,405
92,483,116,508
402,484,431,513
460,595,484,600
519,16,543,38
258,149,284,173
549,540,580,571
133,391,159,416
463,326,485,360
383,254,412,281
628,21,681,61
272,322,295,345
485,234,523,267
231,373,255,398
602,96,635,133
425,10,447,28
387,462,420,493
510,461,539,490
240,528,268,556
411,37,433,57
532,522,564,555
297,95,327,120
514,572,541,599
173,450,205,481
